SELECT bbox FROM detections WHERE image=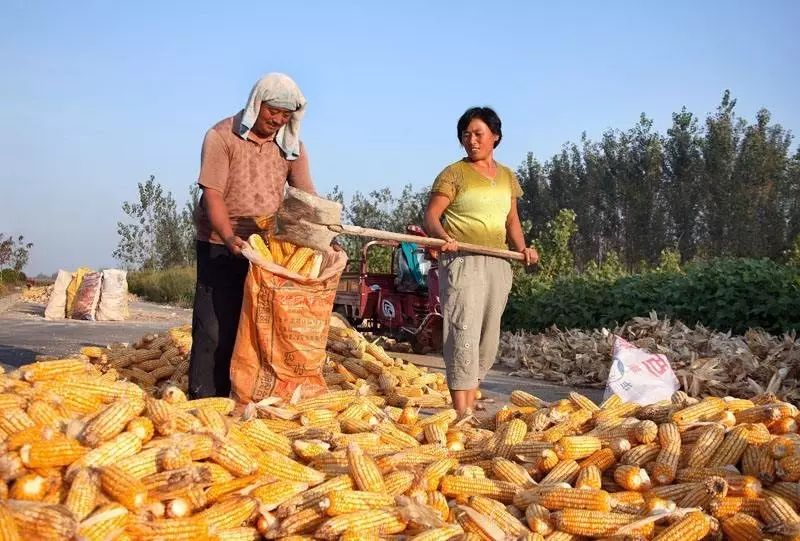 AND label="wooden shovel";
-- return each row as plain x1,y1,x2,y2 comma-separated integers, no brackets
275,187,534,264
